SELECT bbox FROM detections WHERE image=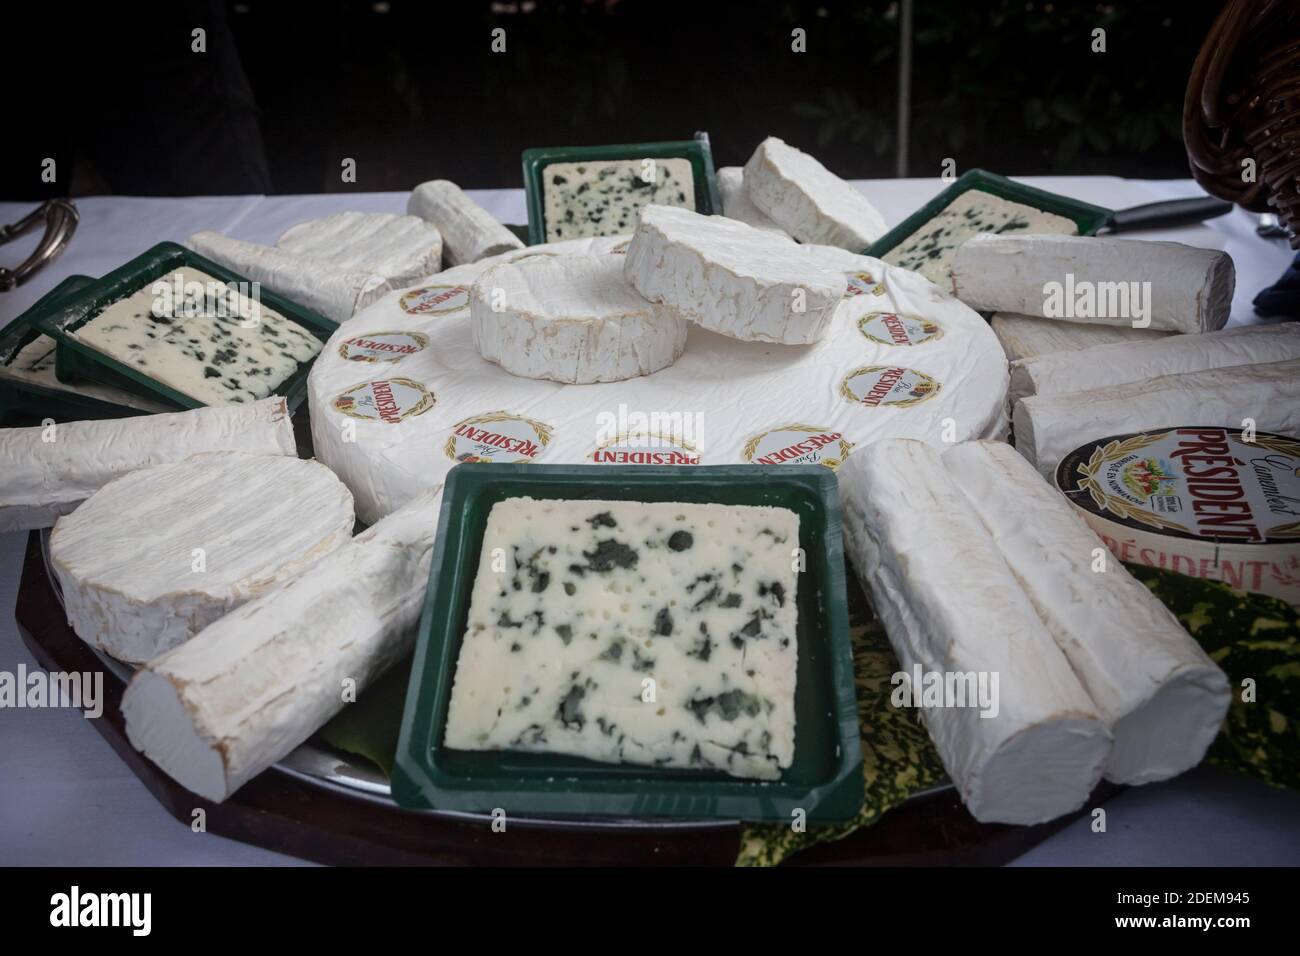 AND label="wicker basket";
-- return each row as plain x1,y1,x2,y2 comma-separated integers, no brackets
1185,0,1300,247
